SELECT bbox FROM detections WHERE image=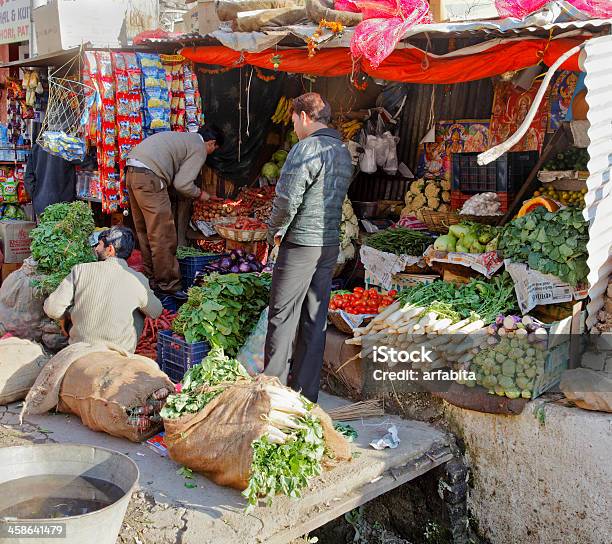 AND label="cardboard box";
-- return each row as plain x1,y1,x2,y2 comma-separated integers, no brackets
0,220,35,264
1,263,22,283
429,0,498,22
186,0,221,35
33,0,158,55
